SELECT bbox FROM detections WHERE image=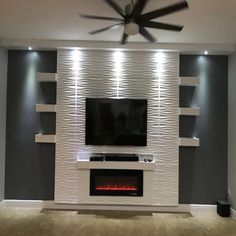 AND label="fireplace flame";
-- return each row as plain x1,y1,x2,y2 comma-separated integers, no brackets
96,185,137,191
